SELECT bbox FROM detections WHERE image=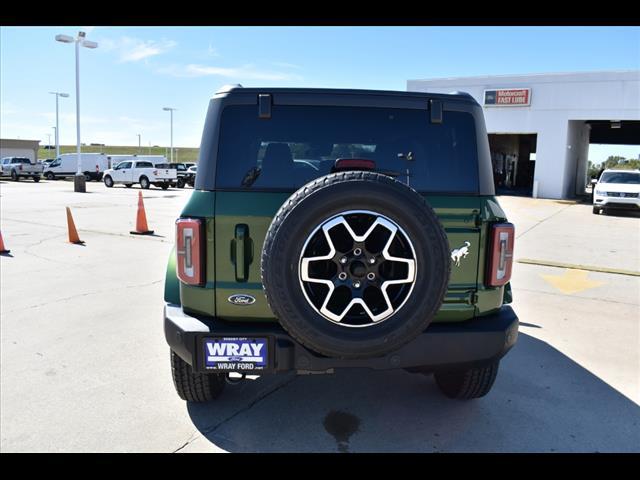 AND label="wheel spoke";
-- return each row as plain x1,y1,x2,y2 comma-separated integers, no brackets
300,217,342,321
